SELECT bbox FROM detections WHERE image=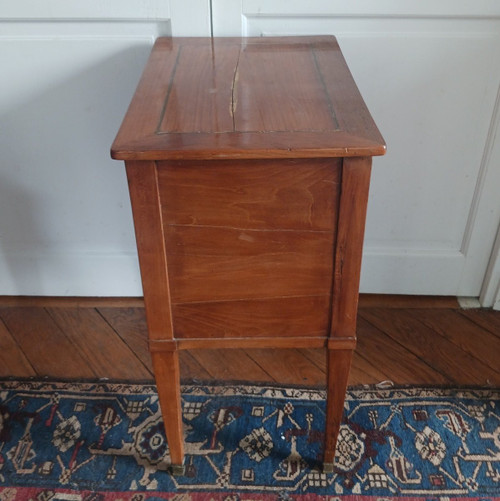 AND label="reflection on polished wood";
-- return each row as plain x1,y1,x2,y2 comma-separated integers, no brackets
111,37,385,161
